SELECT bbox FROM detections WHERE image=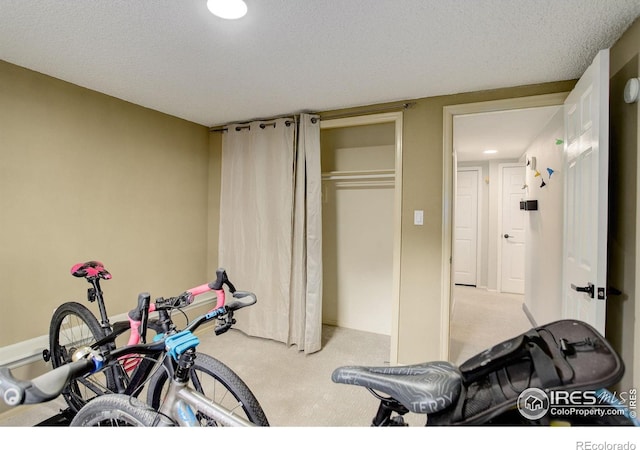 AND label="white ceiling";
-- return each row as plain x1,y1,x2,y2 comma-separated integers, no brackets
1,0,639,130
454,106,561,162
